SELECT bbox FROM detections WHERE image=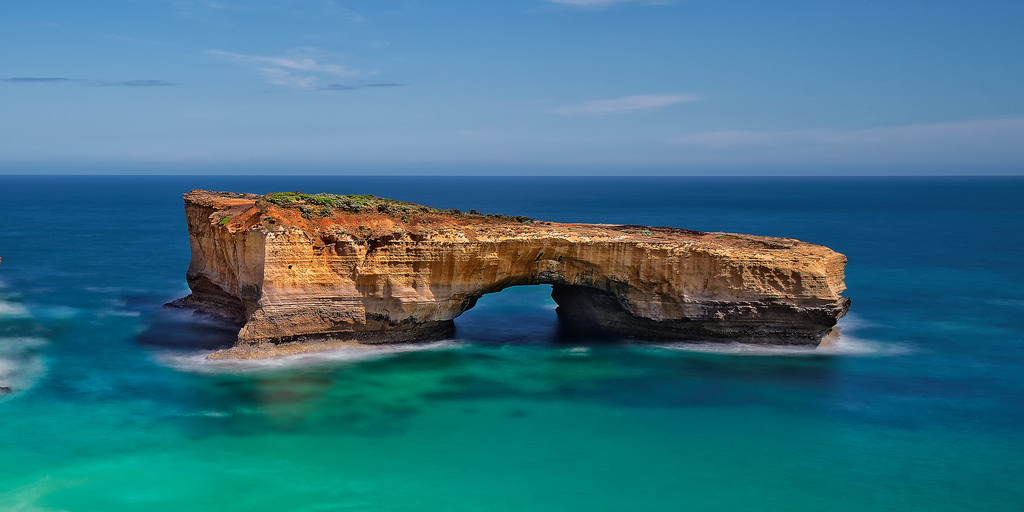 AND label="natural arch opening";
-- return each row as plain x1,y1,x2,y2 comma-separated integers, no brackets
452,284,561,344
452,283,632,344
